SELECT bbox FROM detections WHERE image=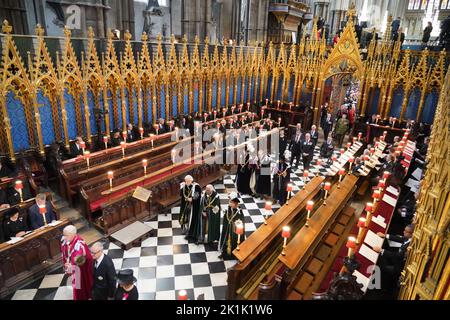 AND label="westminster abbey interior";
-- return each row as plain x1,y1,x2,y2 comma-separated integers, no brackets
0,0,448,302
